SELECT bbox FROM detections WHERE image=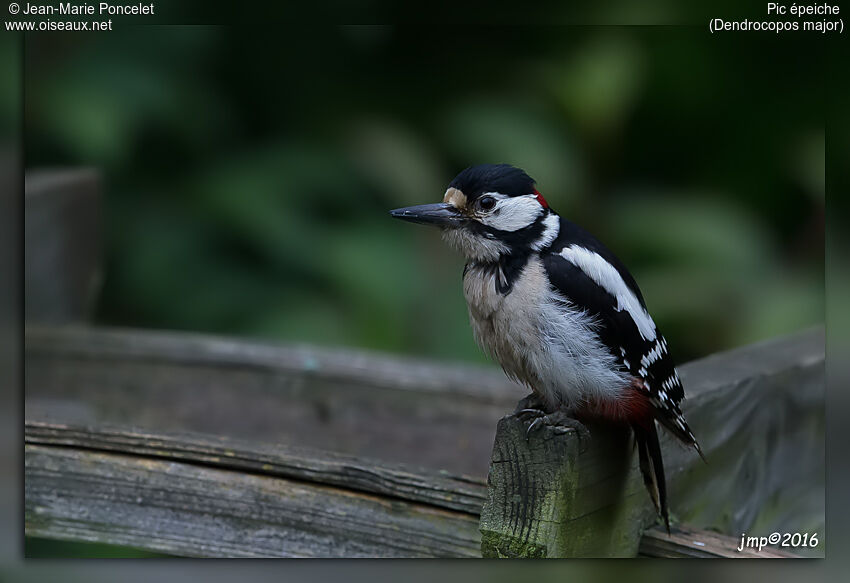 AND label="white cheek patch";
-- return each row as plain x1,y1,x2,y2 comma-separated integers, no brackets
557,245,658,342
479,194,544,232
531,212,560,250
